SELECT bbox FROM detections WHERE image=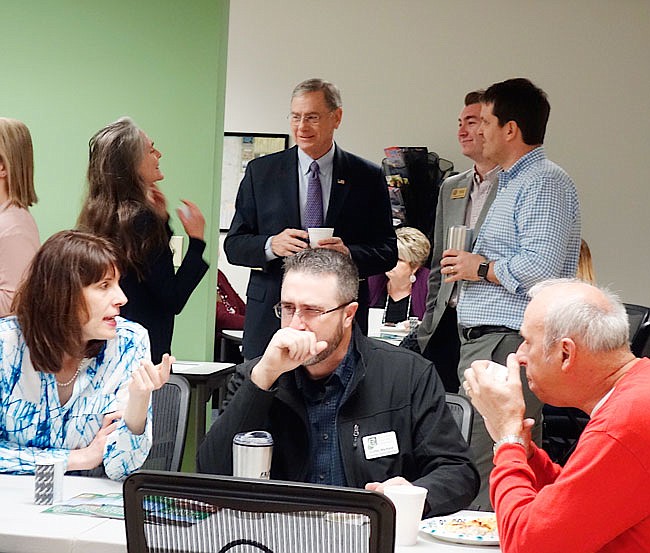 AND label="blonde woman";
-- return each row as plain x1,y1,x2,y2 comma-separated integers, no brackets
577,238,596,284
0,118,39,316
368,227,431,323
